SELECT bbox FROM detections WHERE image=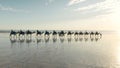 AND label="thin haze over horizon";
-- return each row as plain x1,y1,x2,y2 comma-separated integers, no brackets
0,0,120,31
